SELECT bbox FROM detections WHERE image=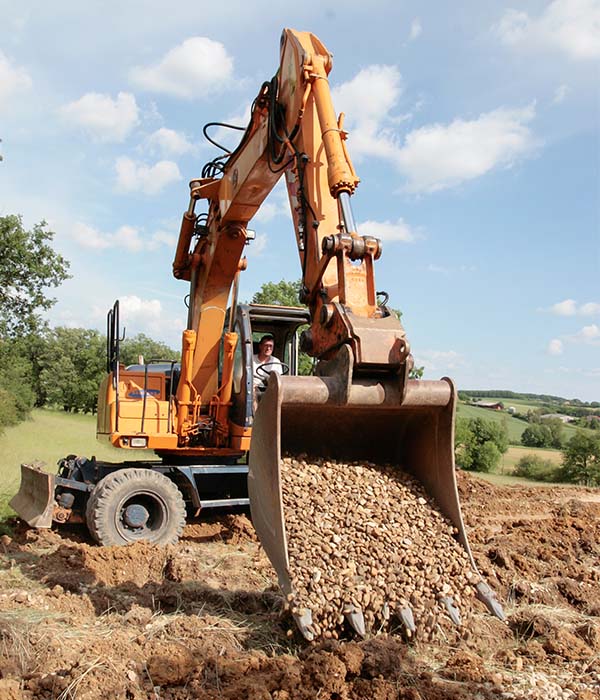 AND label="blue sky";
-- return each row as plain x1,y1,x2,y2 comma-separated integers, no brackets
1,1,598,401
